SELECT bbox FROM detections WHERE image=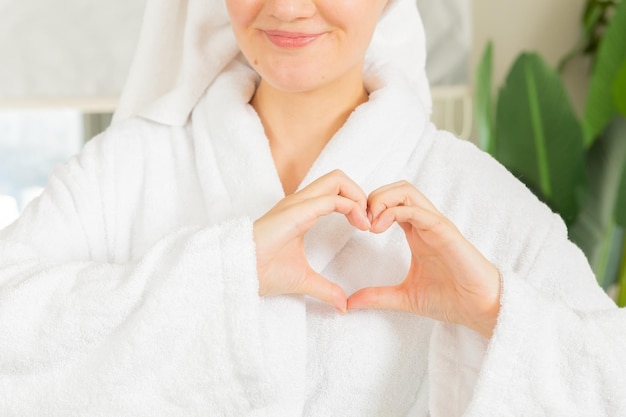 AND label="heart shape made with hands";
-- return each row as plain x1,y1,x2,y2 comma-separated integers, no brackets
253,170,501,338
